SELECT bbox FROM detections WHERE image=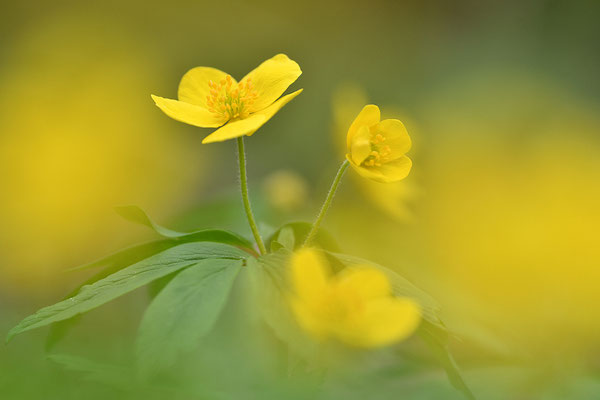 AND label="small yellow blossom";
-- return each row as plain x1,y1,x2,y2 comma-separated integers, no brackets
151,54,303,144
333,85,418,220
289,249,421,348
346,105,412,183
